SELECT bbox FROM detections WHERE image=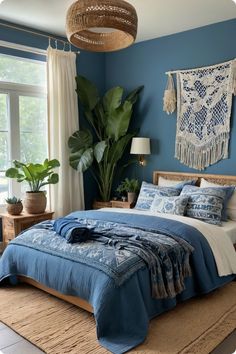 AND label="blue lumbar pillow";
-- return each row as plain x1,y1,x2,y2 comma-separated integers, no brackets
181,185,228,225
150,195,189,216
